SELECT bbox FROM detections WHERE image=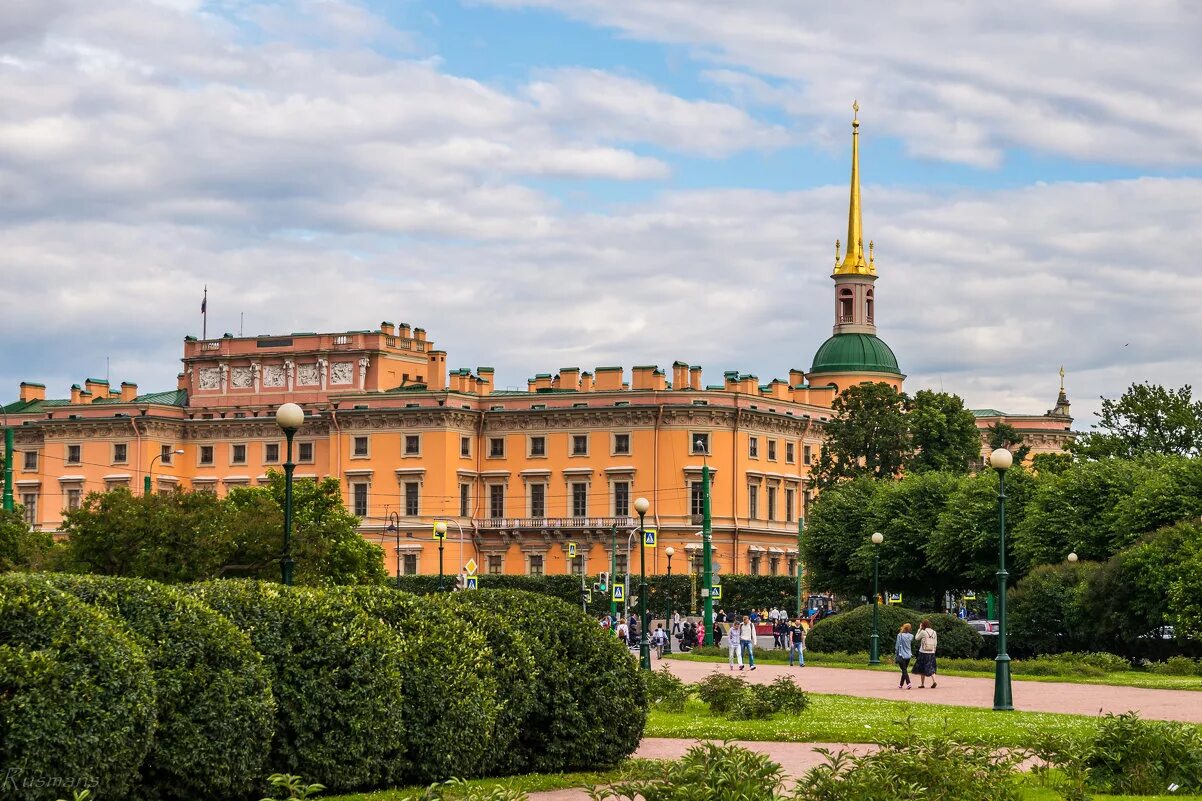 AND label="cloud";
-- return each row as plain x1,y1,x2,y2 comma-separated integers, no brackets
478,0,1202,169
